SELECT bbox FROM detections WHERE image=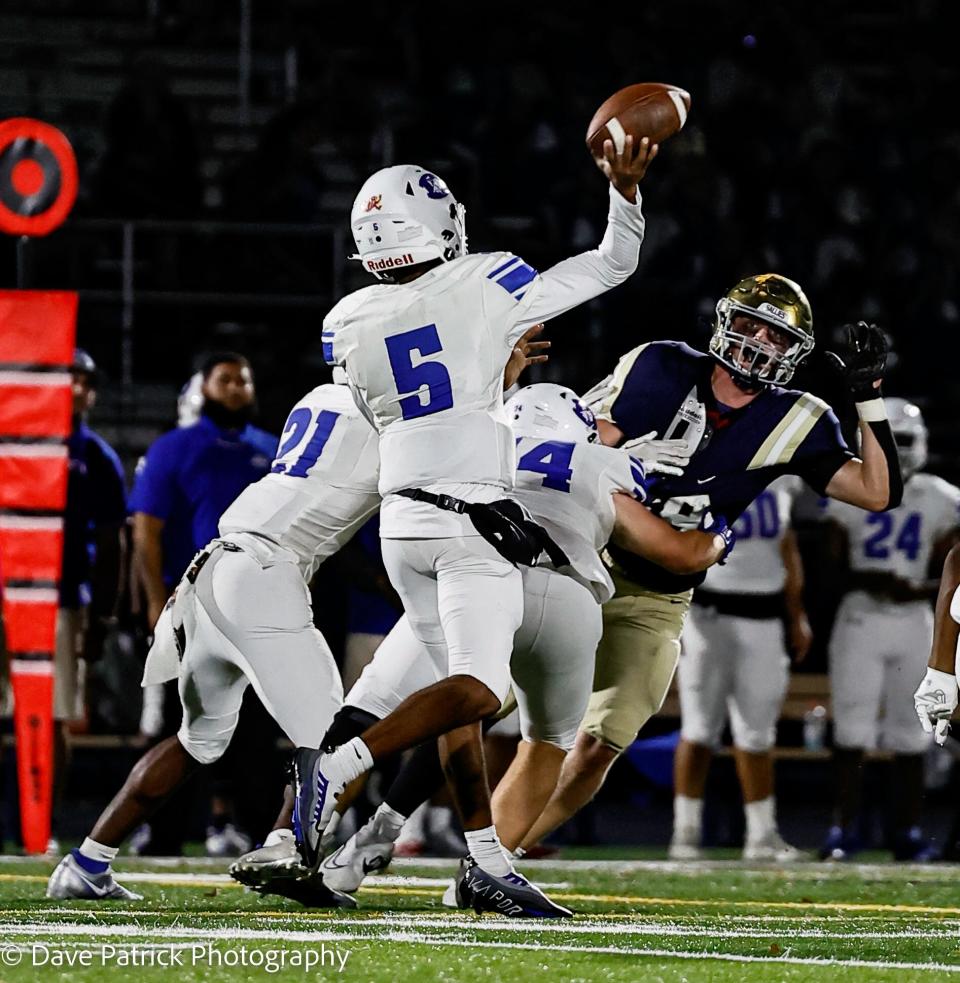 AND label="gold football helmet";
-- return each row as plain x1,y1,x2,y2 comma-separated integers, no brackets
710,274,815,386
